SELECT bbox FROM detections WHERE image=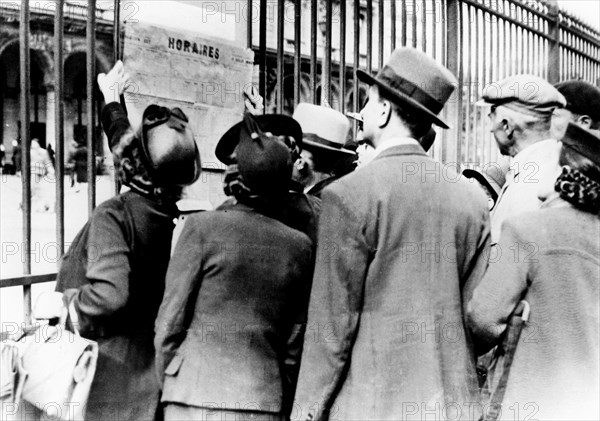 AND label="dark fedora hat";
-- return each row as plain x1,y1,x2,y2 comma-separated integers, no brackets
560,122,600,167
215,114,302,165
357,47,458,129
